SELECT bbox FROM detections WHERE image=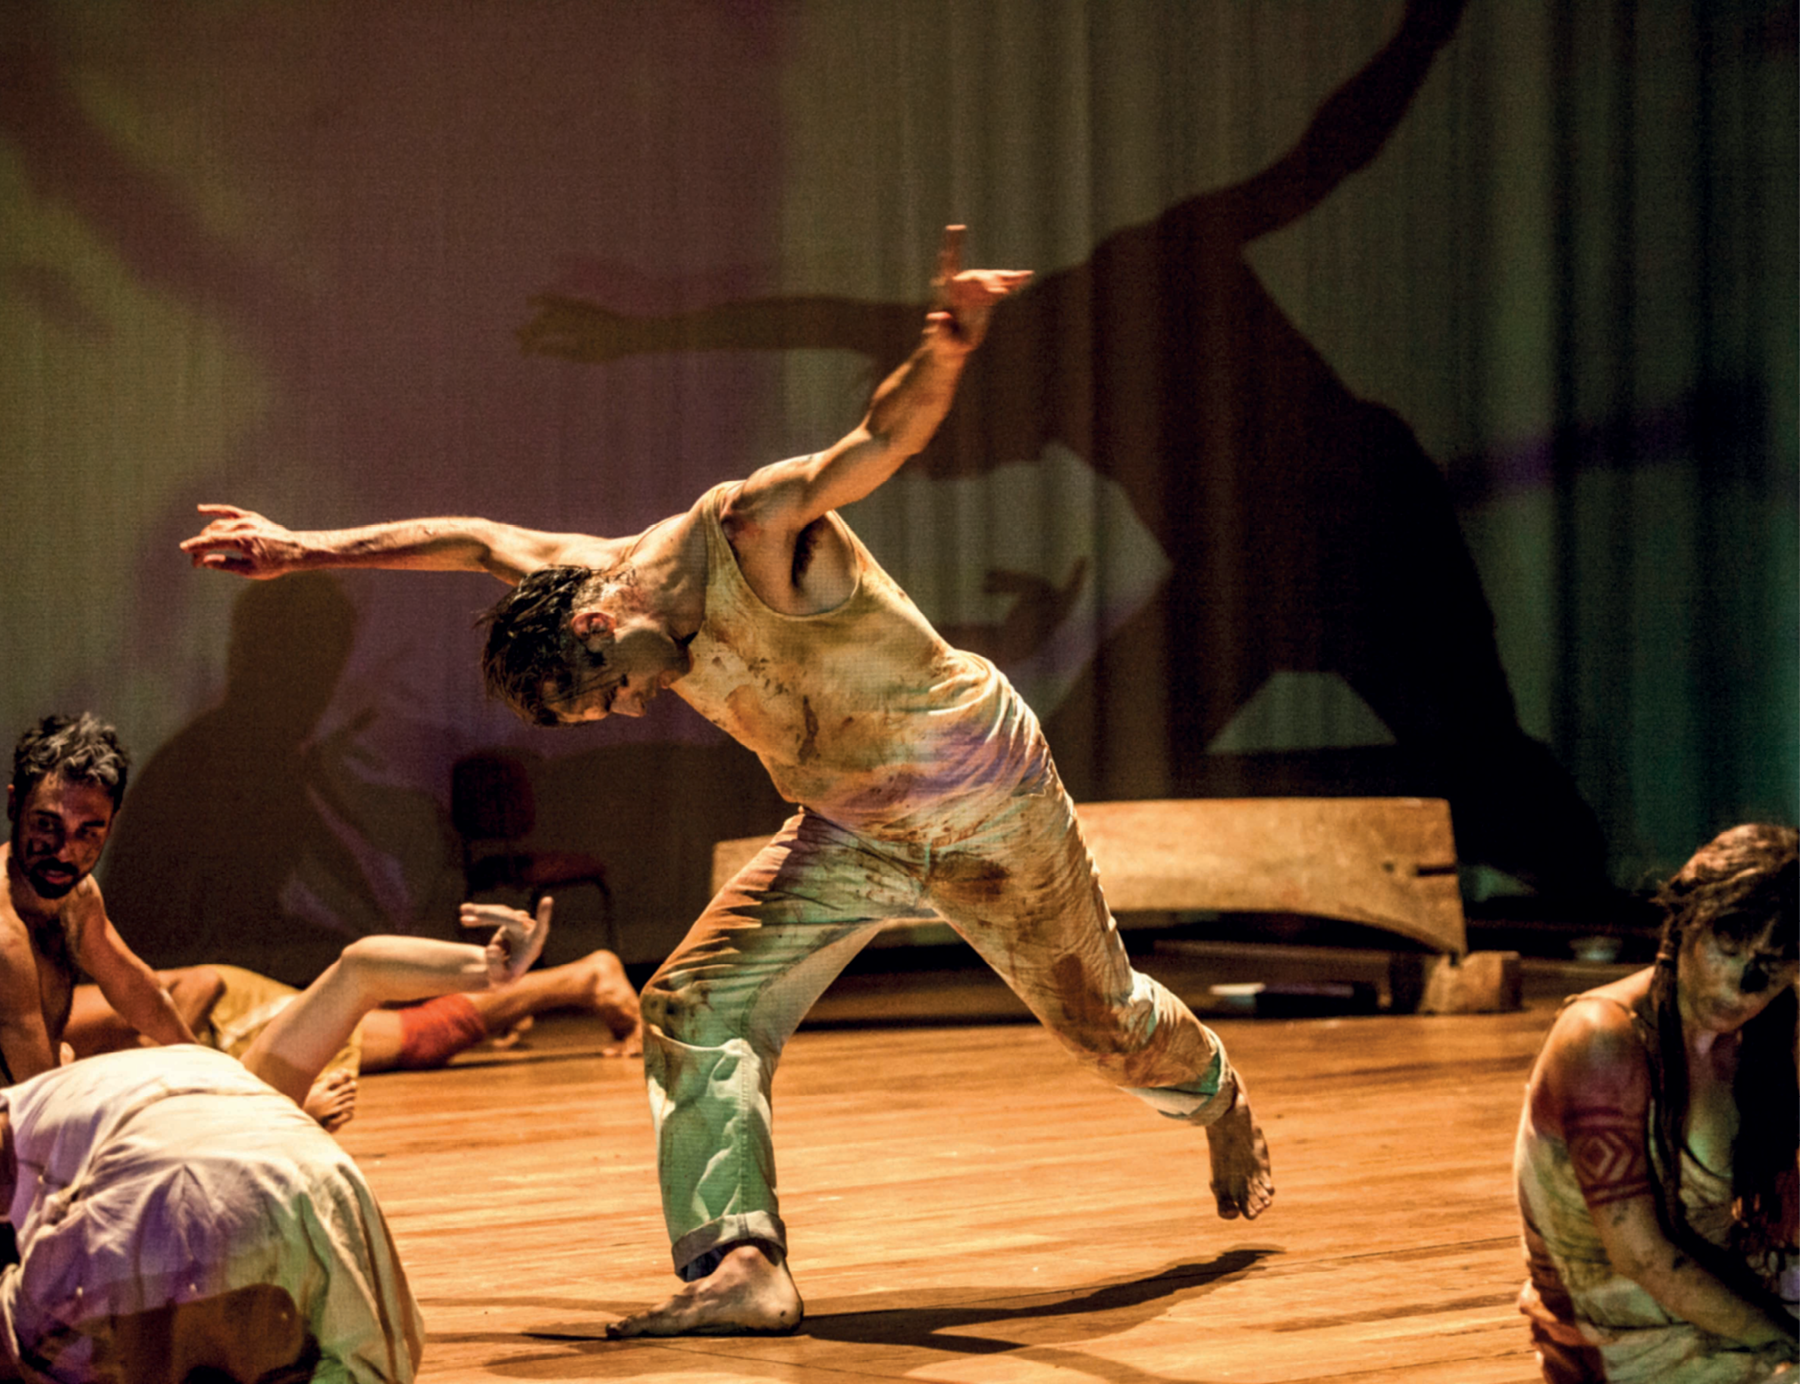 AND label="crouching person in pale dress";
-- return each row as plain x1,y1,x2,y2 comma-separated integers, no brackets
0,1045,419,1382
0,897,551,1381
